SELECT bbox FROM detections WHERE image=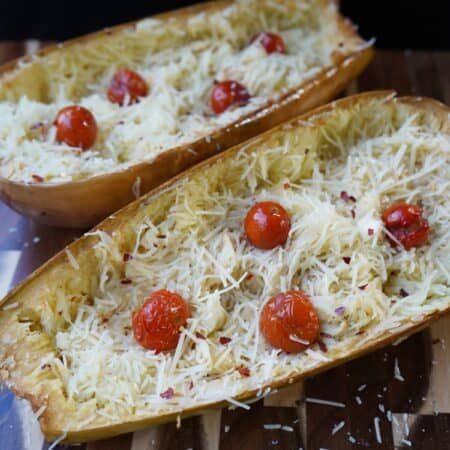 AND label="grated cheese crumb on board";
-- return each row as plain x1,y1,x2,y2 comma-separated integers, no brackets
0,0,363,184
0,97,448,431
305,398,346,408
48,433,67,450
374,416,382,444
264,424,282,430
331,420,345,435
394,357,405,381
